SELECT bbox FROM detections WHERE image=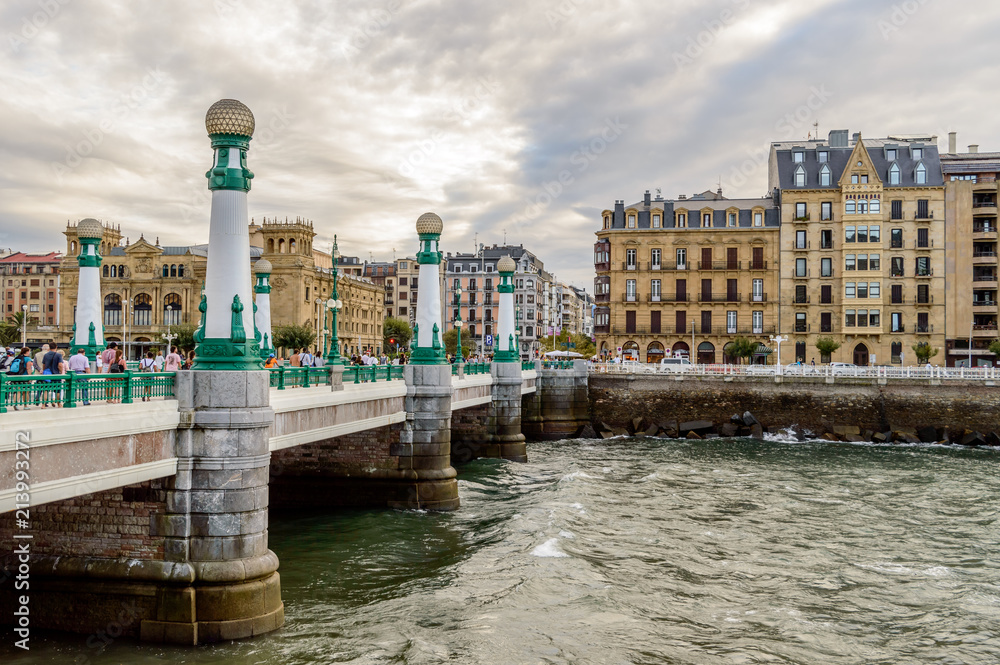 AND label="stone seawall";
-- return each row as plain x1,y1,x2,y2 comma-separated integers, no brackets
589,375,1000,442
